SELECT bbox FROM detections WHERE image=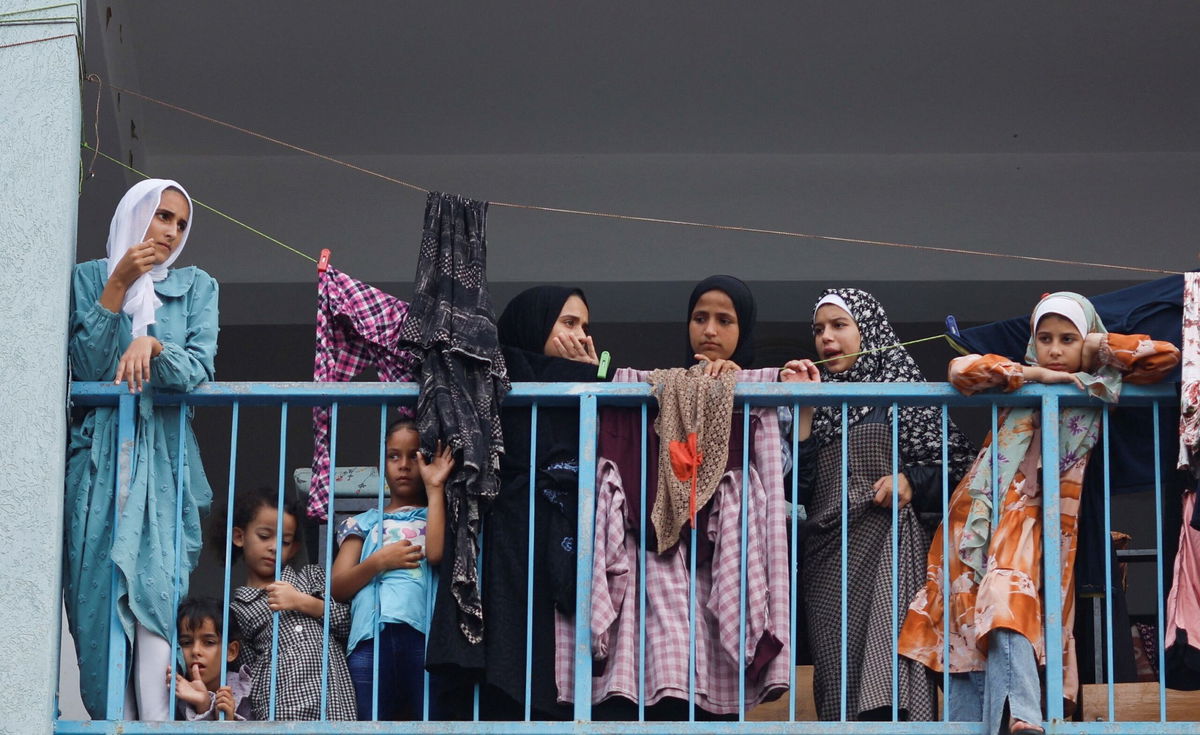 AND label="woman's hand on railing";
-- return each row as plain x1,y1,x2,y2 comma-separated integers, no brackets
113,336,163,393
694,355,740,377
